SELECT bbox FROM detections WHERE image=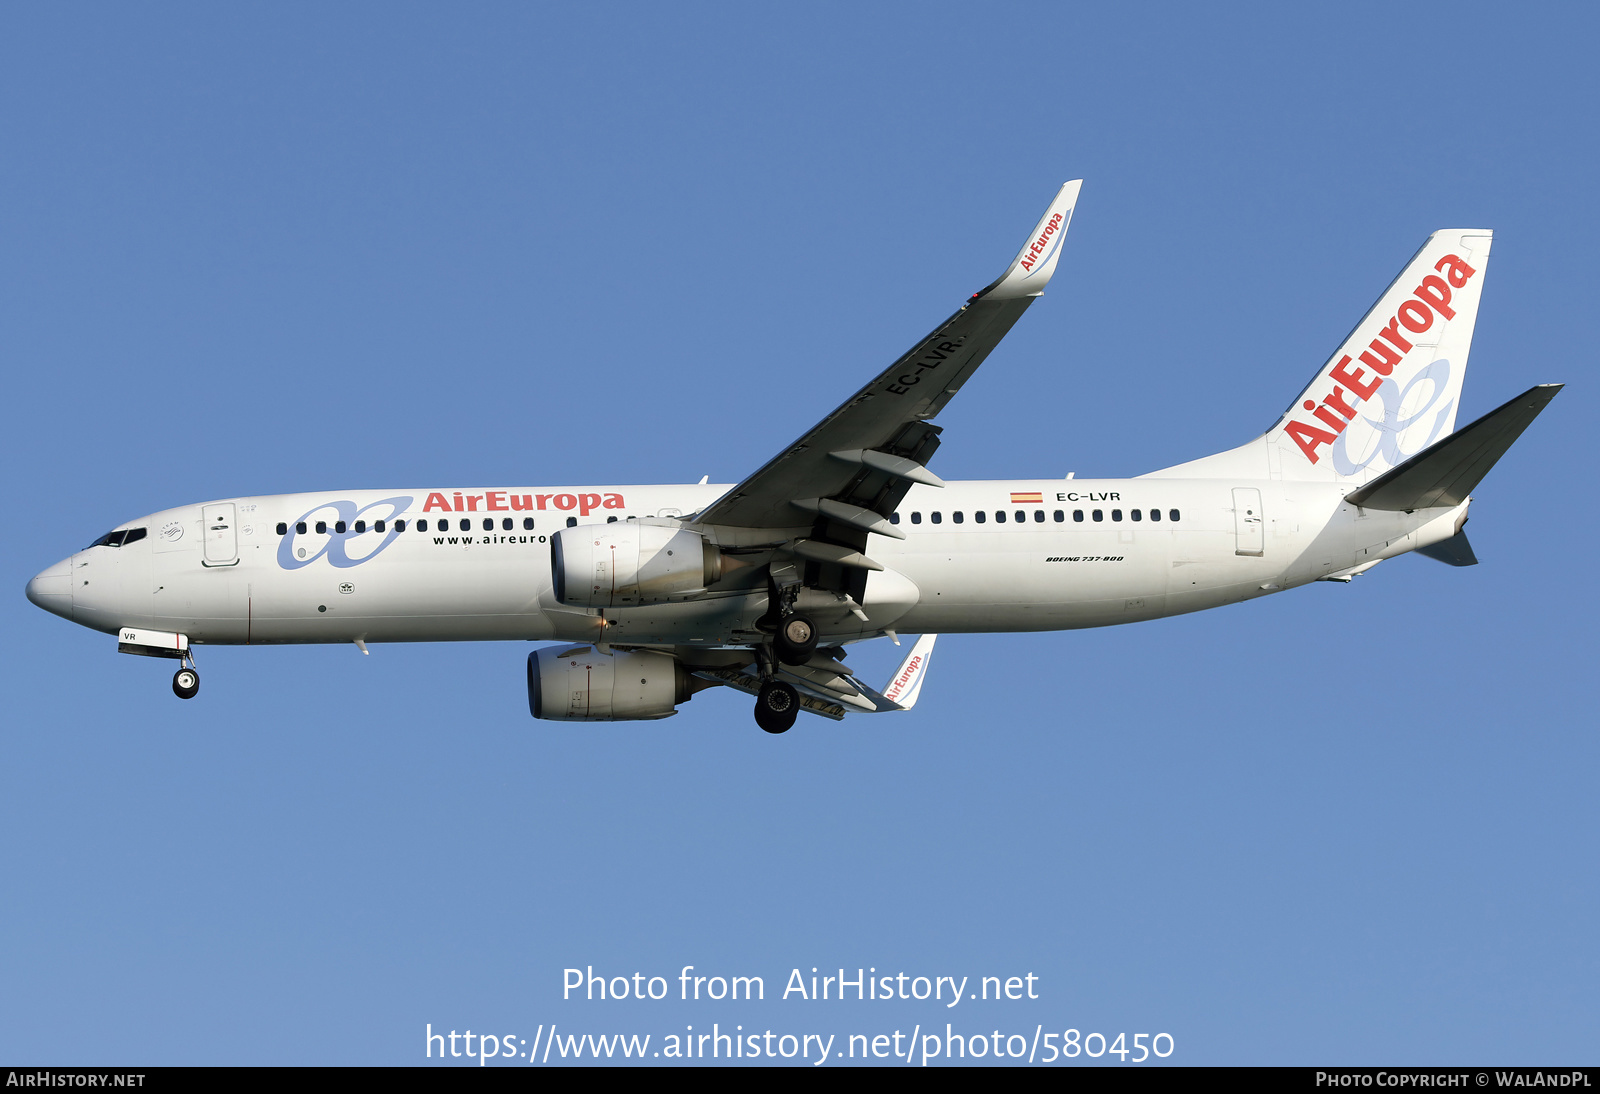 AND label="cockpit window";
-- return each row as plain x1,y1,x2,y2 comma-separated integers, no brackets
87,527,145,548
